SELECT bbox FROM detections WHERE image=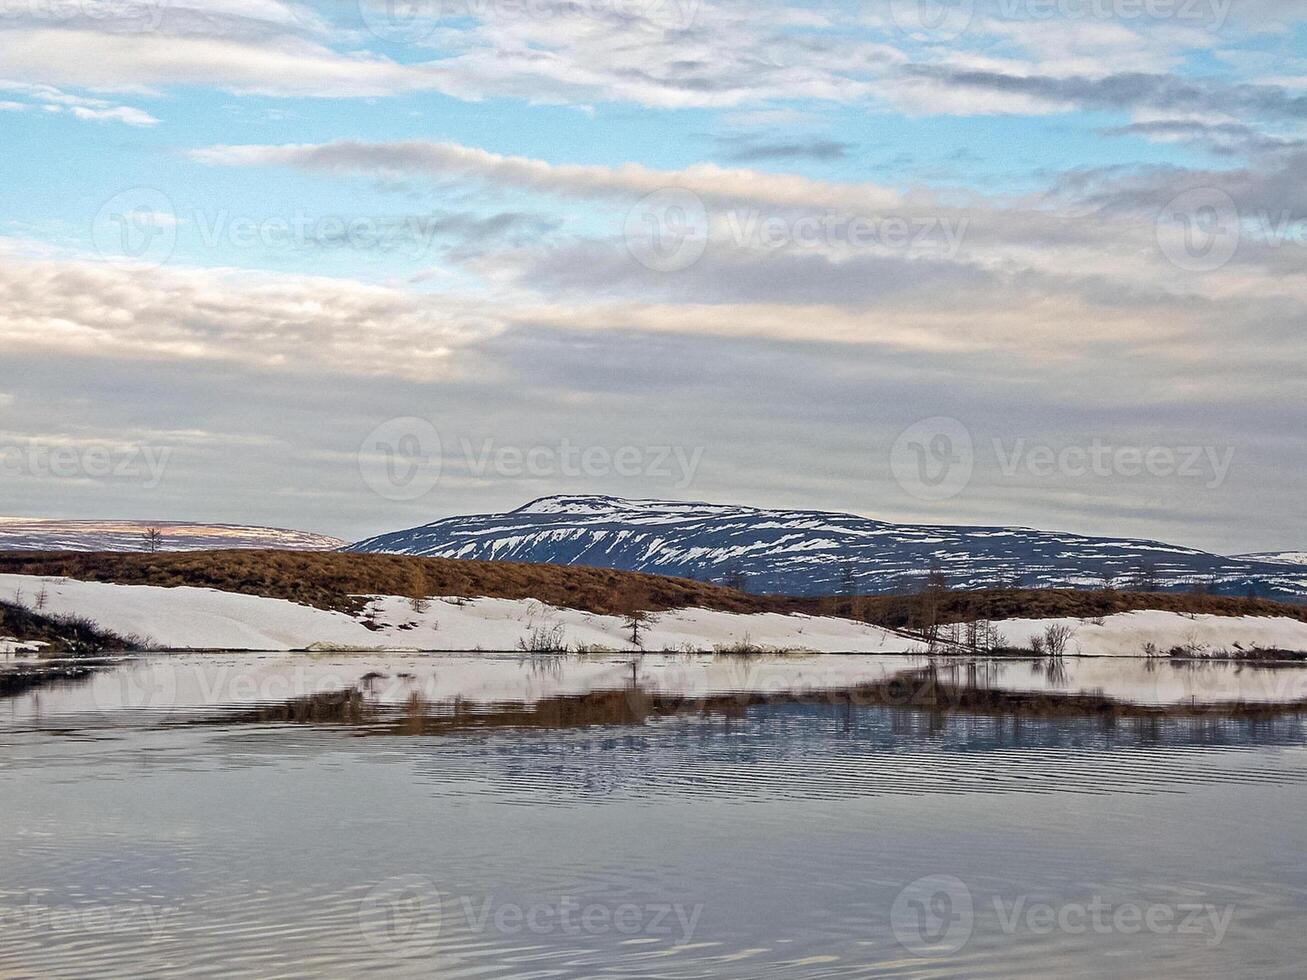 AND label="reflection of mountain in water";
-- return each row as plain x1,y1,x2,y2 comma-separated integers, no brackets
409,702,1307,805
